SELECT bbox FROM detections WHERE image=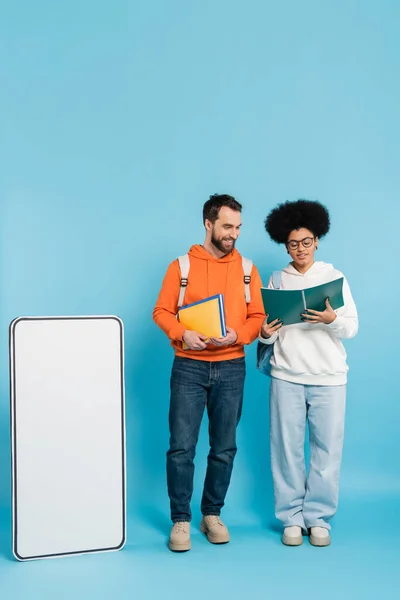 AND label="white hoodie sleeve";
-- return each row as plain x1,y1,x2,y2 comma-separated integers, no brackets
327,276,358,339
258,274,279,345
